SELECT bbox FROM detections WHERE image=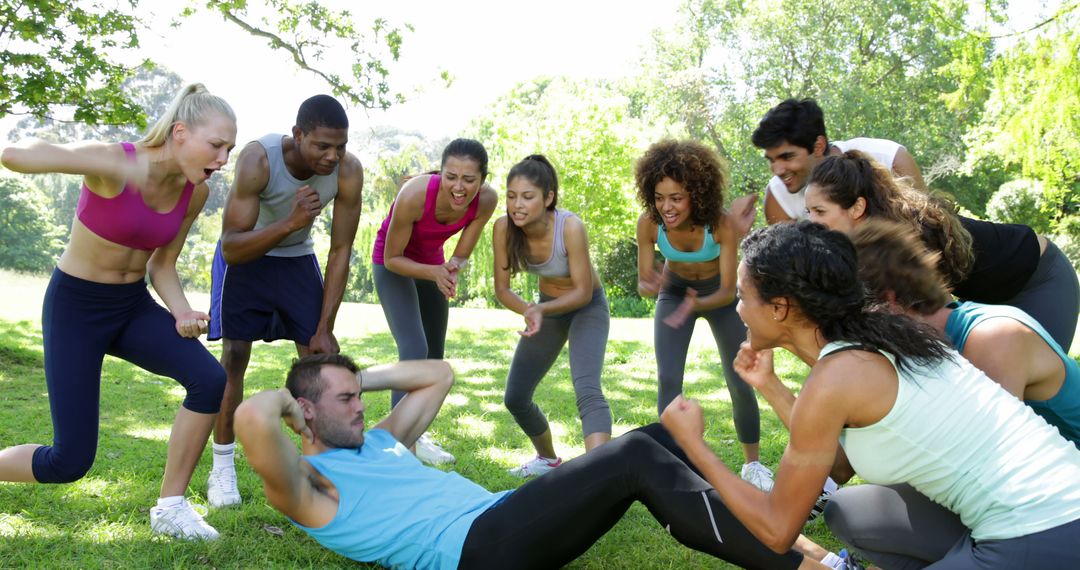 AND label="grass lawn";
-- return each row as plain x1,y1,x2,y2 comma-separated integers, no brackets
0,270,850,568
